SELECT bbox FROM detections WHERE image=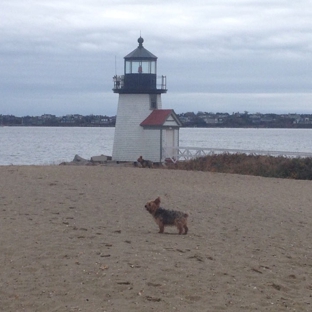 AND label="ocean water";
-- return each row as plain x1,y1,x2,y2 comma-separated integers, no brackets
179,128,312,153
1,127,312,165
0,127,114,165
